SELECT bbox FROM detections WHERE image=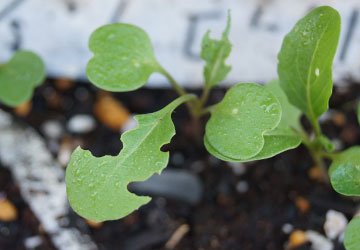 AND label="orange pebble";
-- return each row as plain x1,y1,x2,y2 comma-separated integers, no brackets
295,196,311,213
0,199,18,222
332,112,346,127
308,166,323,181
54,78,74,90
14,101,32,117
85,219,103,228
288,230,307,248
94,93,130,131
